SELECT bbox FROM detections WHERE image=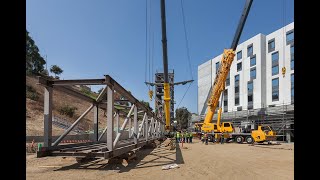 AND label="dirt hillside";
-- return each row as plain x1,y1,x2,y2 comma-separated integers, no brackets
26,75,109,136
